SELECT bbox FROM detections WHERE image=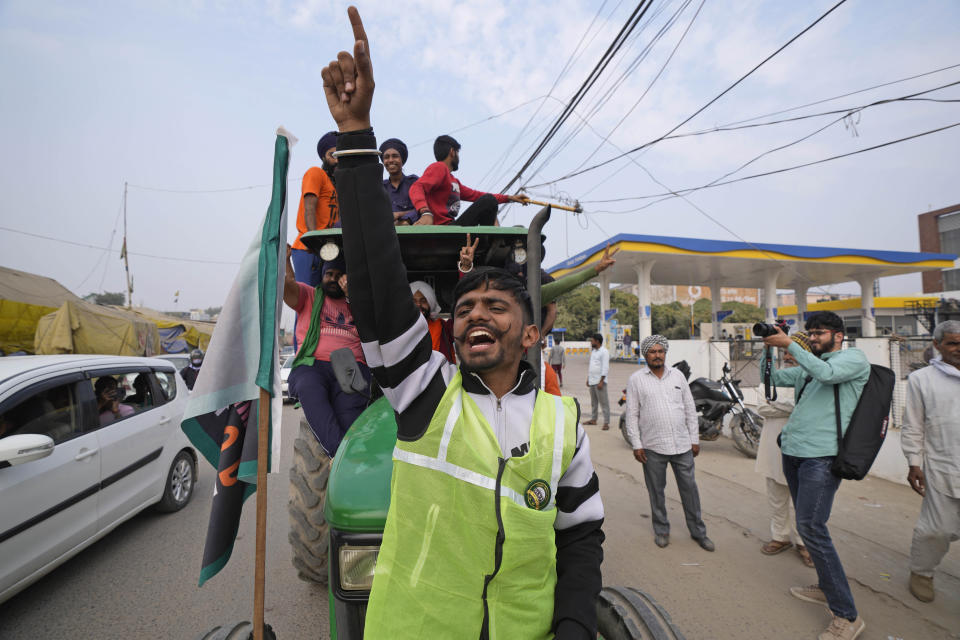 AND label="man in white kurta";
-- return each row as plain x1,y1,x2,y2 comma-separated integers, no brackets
901,320,960,603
